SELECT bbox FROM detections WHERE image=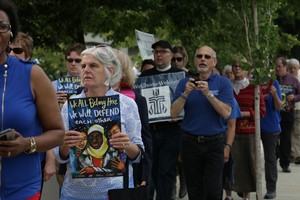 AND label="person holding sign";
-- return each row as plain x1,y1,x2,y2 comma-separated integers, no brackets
52,42,86,190
52,42,86,108
54,45,144,200
113,49,152,192
171,46,234,200
139,40,184,200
